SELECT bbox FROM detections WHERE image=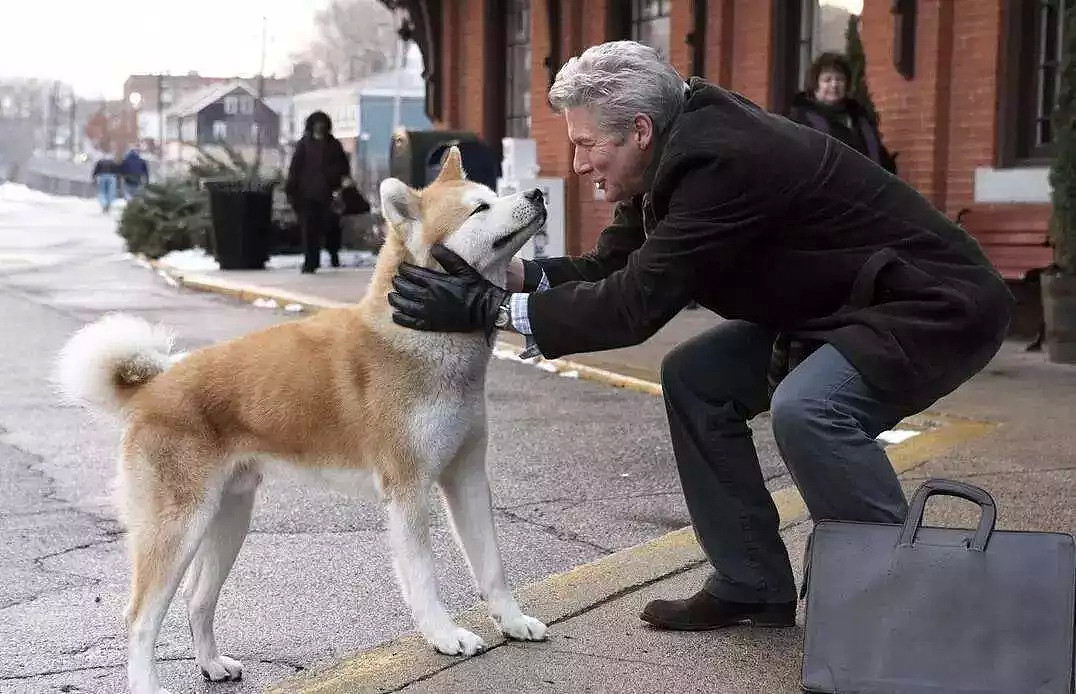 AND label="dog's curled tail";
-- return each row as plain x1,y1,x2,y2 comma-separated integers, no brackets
54,313,176,414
